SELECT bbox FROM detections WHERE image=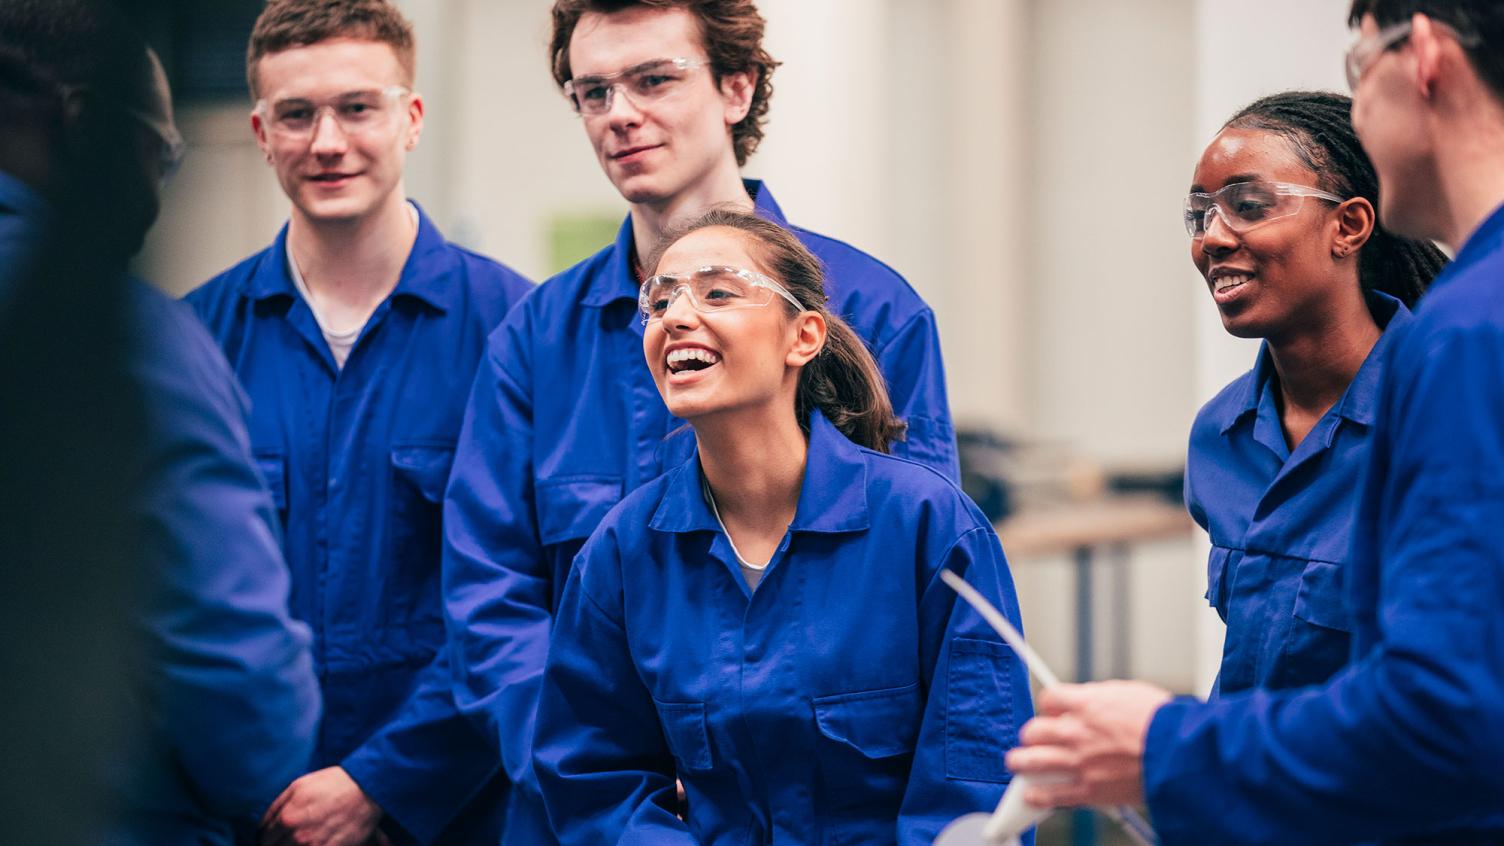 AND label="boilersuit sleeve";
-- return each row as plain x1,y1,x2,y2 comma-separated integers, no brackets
134,288,321,820
441,309,554,787
898,525,1034,845
1143,326,1504,845
532,544,697,846
875,306,961,481
338,646,499,844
